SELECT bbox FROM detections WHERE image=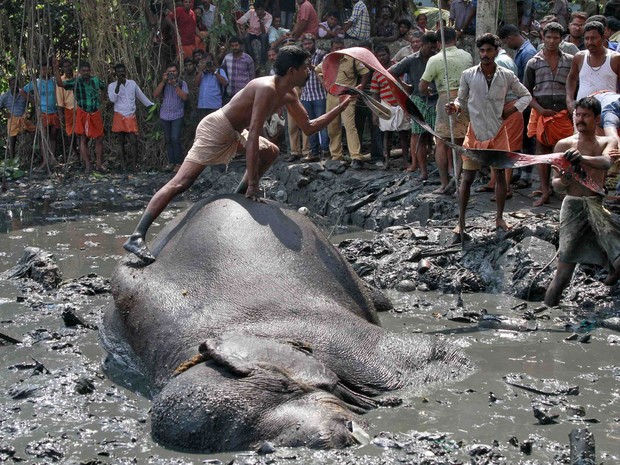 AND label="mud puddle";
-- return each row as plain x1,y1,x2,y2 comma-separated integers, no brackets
1,207,619,464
